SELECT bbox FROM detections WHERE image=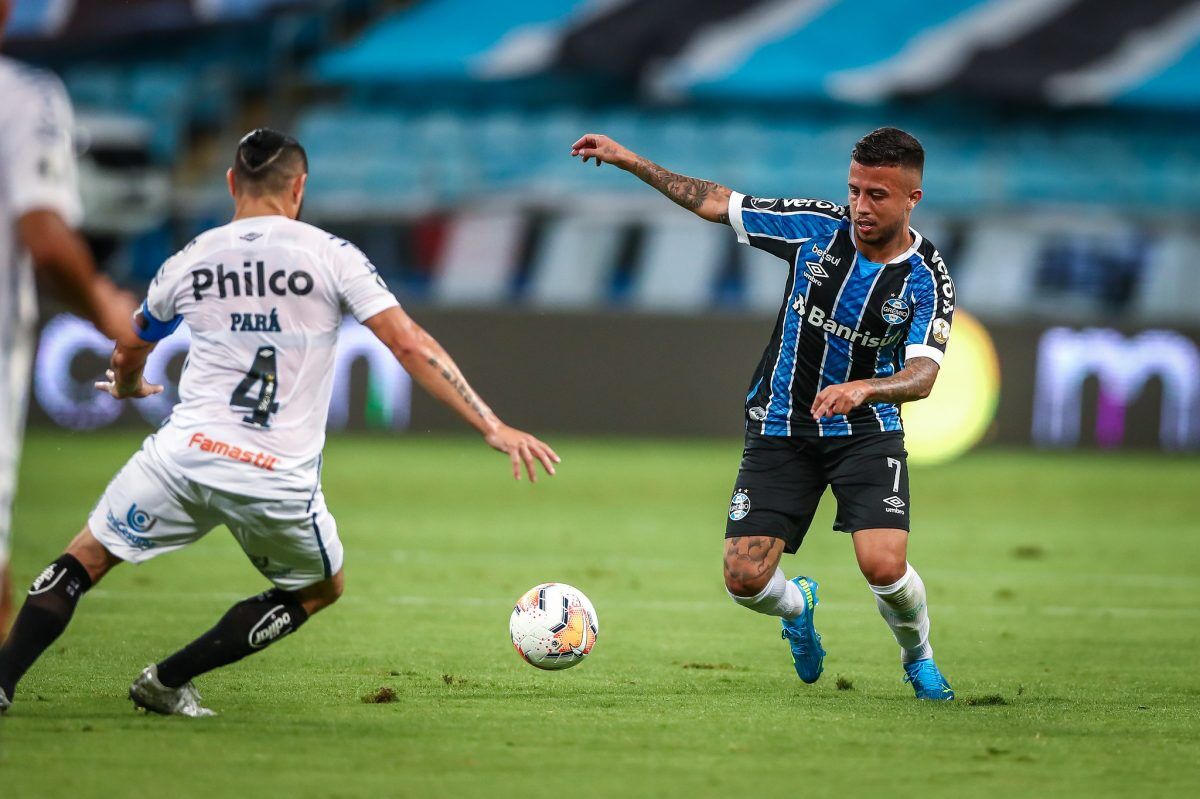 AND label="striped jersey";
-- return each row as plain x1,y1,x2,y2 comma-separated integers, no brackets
729,192,954,437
